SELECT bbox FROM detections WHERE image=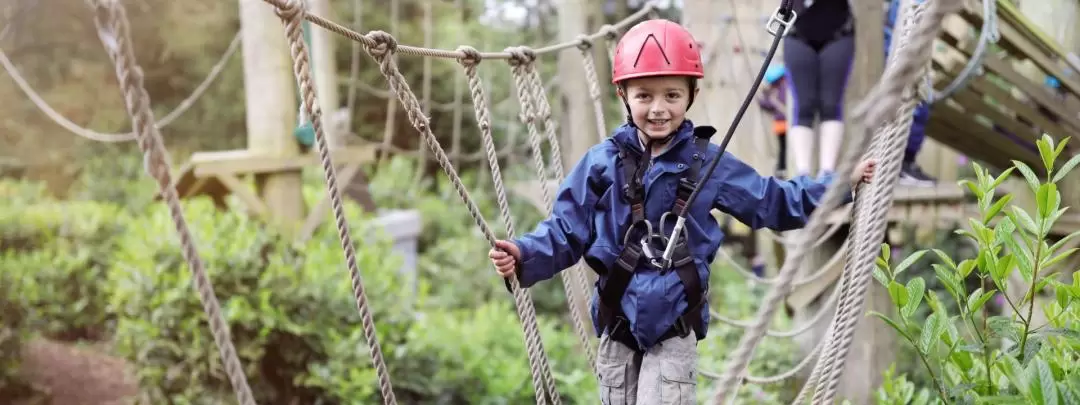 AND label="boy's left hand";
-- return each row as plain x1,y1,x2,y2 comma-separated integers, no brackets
850,159,877,187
